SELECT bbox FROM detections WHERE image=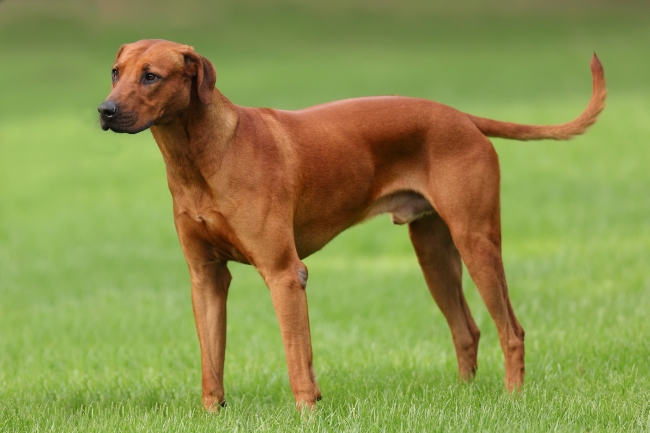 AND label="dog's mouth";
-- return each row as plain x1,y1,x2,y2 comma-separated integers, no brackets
99,112,153,134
